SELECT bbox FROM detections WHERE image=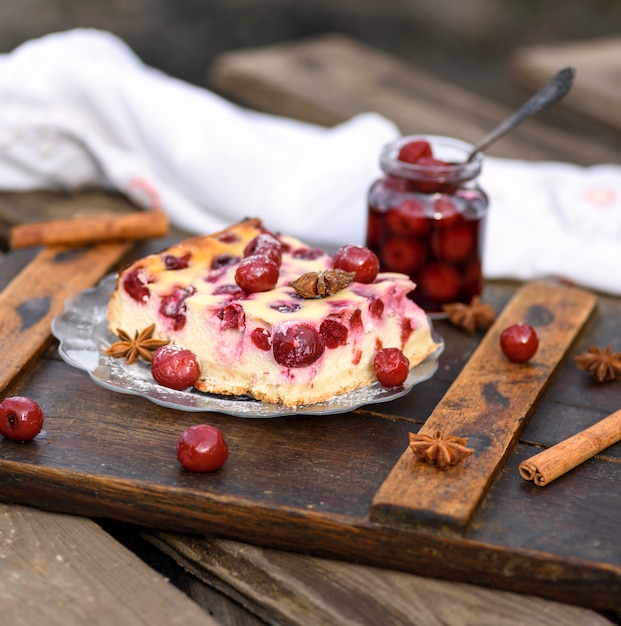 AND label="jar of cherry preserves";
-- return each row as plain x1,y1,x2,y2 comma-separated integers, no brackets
366,135,488,314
